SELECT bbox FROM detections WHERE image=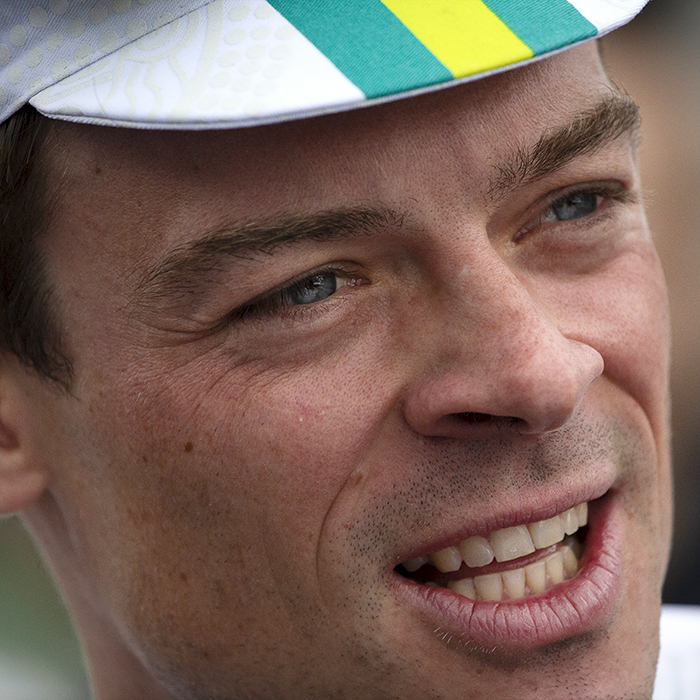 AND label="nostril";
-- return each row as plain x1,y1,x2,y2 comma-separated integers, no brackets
455,412,493,424
453,413,520,428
